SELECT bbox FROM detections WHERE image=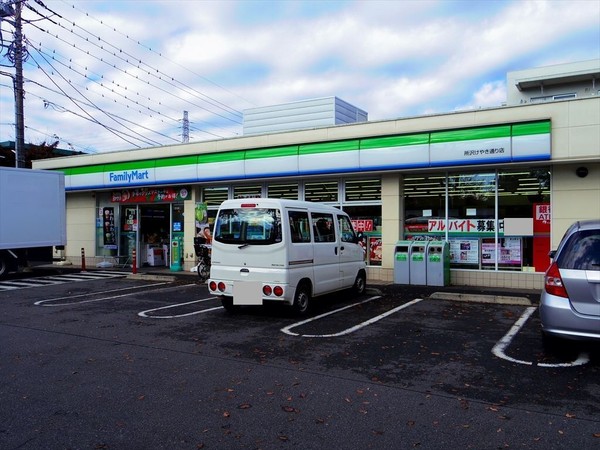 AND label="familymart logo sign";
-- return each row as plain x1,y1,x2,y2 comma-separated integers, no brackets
108,169,151,184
